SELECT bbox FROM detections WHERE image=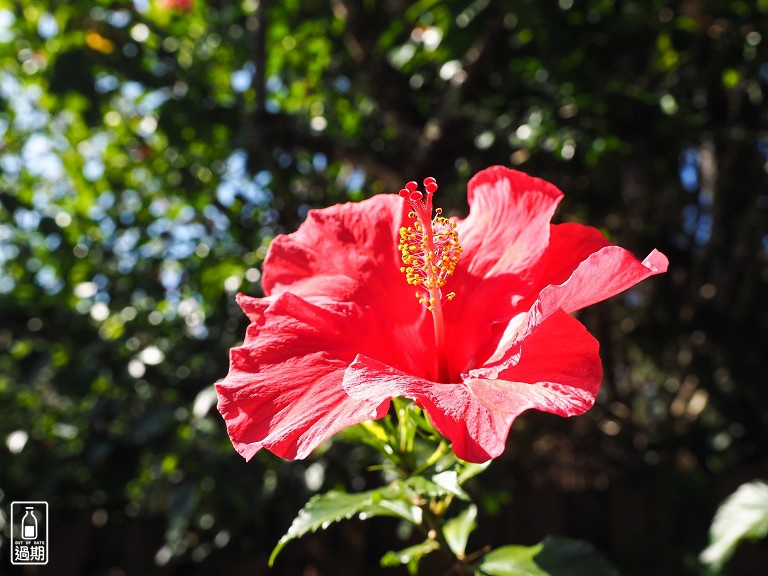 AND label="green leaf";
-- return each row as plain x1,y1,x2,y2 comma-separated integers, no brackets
395,476,458,500
432,470,471,501
699,480,768,572
381,539,440,575
477,542,545,576
457,461,492,485
444,504,477,558
476,537,618,576
269,488,408,566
